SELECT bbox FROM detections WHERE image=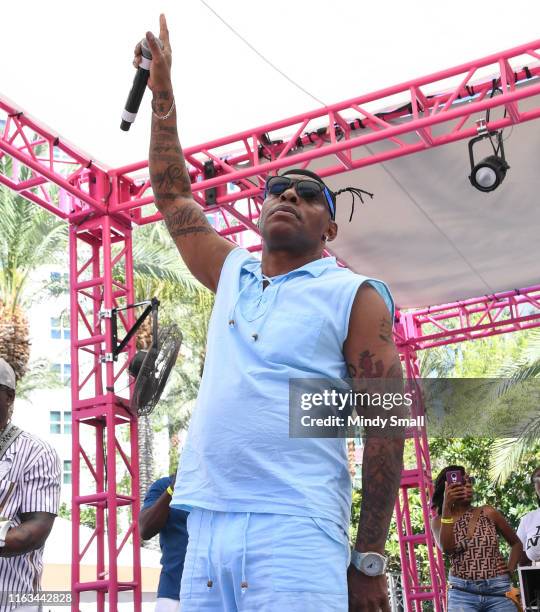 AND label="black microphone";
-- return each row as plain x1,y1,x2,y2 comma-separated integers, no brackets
121,38,162,131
